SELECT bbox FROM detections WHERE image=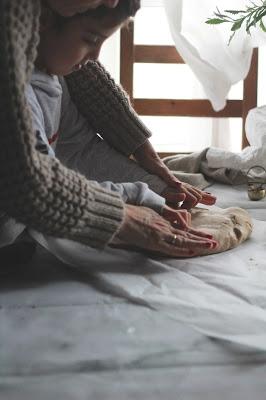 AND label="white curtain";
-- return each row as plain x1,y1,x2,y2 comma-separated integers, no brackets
163,0,266,111
100,1,266,151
